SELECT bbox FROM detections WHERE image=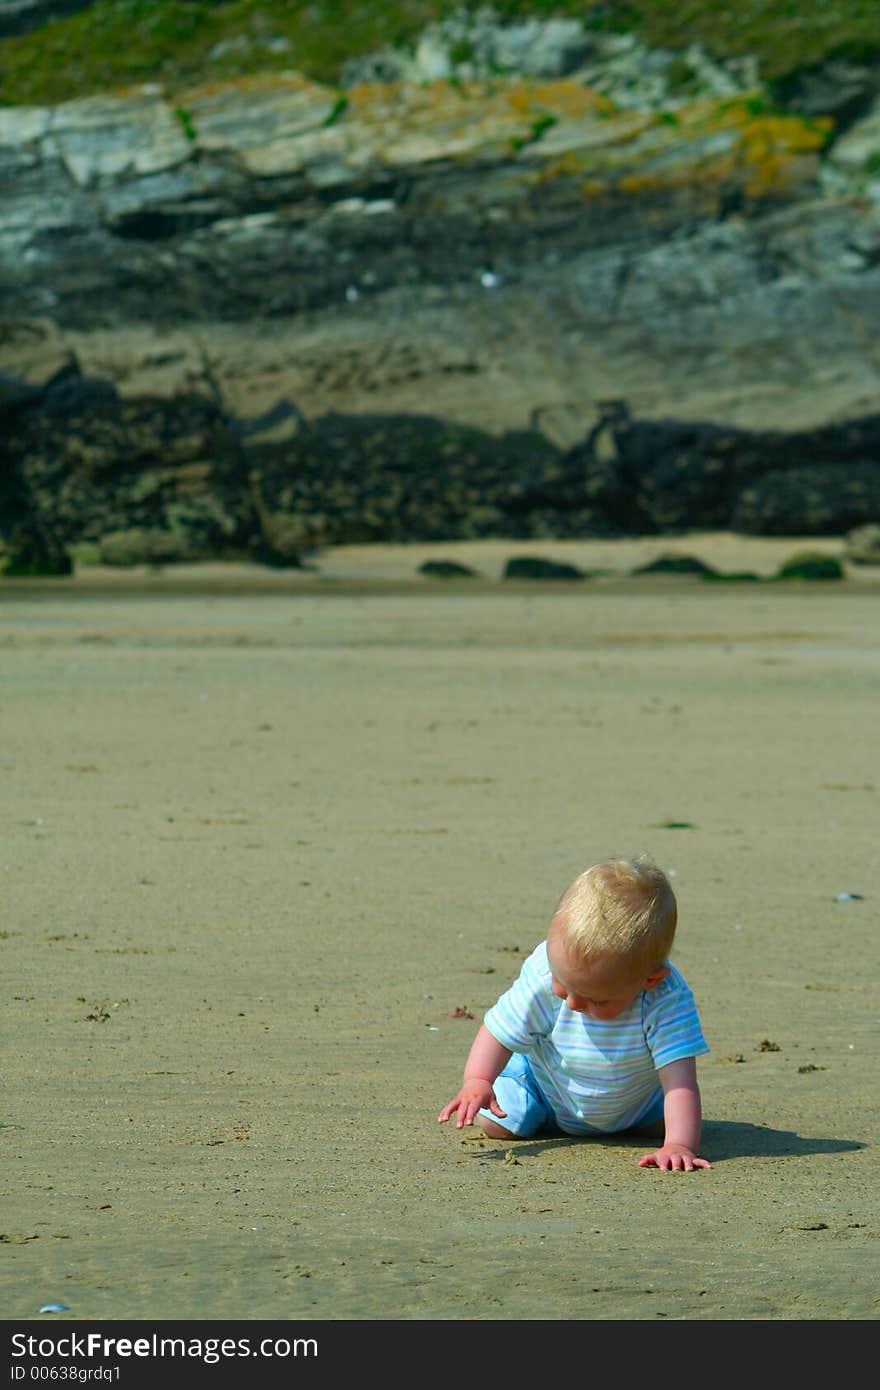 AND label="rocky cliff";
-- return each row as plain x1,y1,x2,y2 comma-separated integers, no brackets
2,11,880,569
